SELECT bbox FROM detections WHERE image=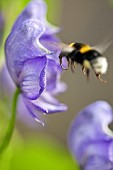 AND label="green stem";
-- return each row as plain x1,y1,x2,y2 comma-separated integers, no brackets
0,88,20,155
